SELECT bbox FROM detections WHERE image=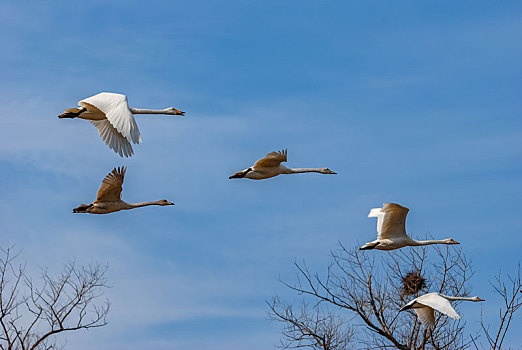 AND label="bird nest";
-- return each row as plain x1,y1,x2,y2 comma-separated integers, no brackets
401,271,426,296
